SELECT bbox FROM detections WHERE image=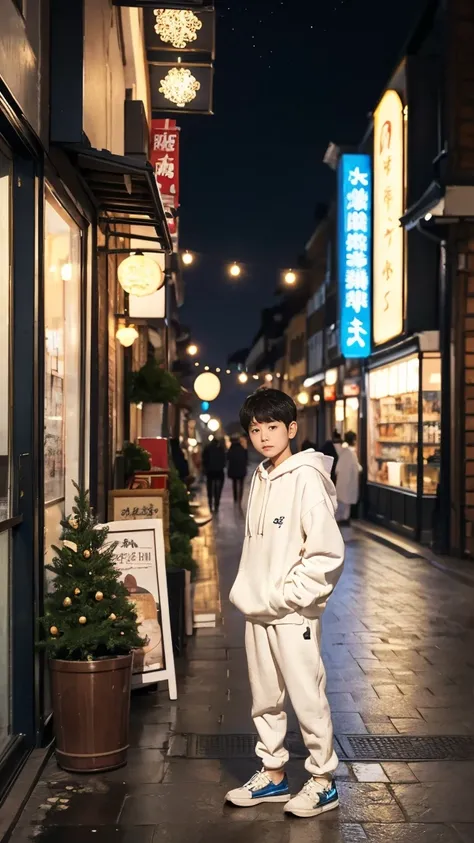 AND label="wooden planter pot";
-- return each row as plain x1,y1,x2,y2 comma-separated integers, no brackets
50,654,133,773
